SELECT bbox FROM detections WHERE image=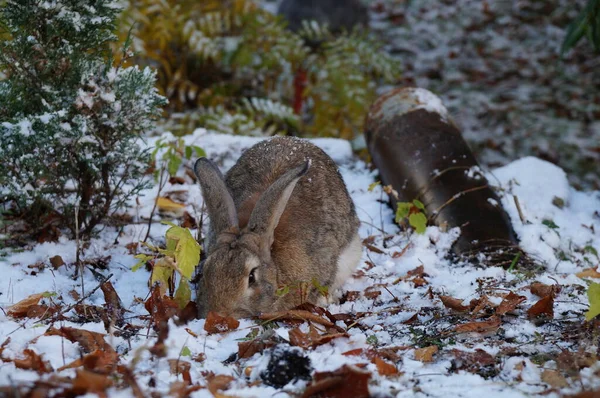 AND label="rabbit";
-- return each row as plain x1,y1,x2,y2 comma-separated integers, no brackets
194,136,361,318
